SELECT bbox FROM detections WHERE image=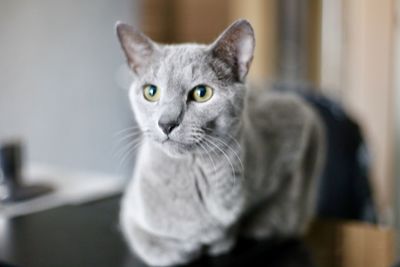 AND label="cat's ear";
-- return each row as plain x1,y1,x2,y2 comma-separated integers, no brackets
115,22,157,74
210,19,255,82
